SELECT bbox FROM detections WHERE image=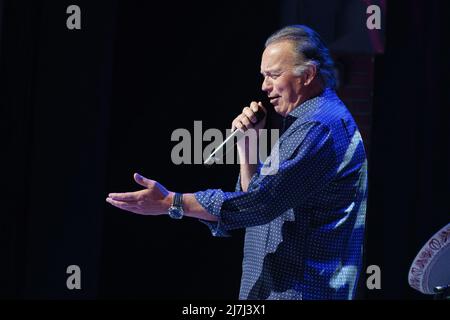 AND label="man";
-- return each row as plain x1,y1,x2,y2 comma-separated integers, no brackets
106,25,368,300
